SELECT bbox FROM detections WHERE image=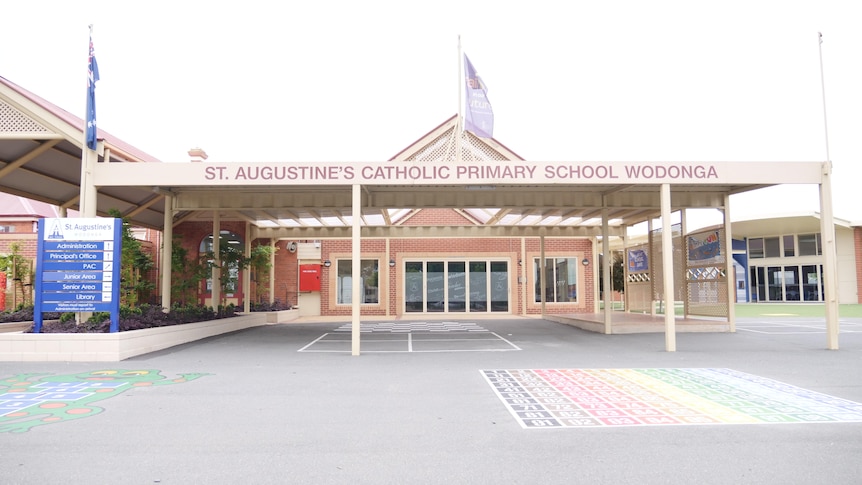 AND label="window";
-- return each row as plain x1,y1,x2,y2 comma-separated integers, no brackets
403,260,508,313
749,238,764,259
783,235,795,257
798,233,820,256
534,257,579,303
200,231,243,294
336,259,379,304
764,237,780,258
